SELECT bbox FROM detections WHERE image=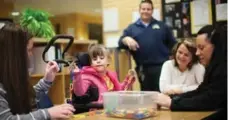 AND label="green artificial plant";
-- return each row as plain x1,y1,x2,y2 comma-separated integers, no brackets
20,8,55,39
